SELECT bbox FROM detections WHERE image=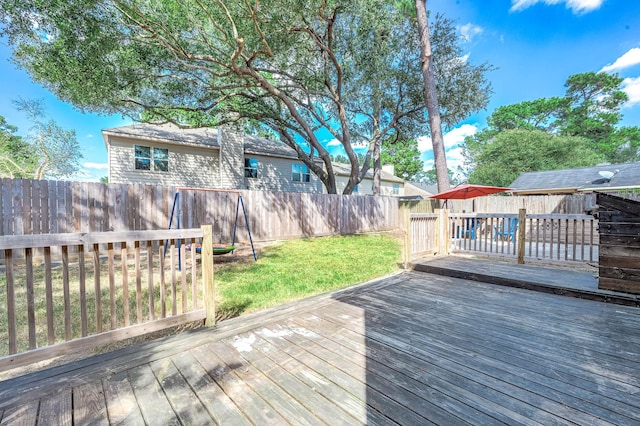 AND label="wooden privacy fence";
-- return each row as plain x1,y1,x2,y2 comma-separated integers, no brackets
0,179,399,243
0,226,215,372
408,210,598,265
